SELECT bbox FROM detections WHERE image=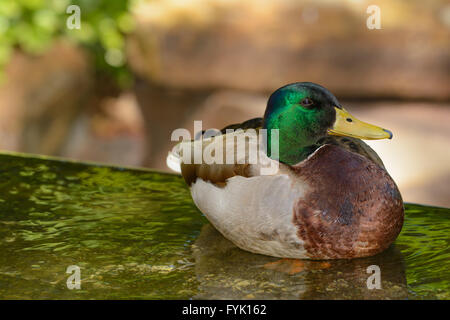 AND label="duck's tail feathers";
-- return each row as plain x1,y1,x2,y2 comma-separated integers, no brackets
166,142,184,173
